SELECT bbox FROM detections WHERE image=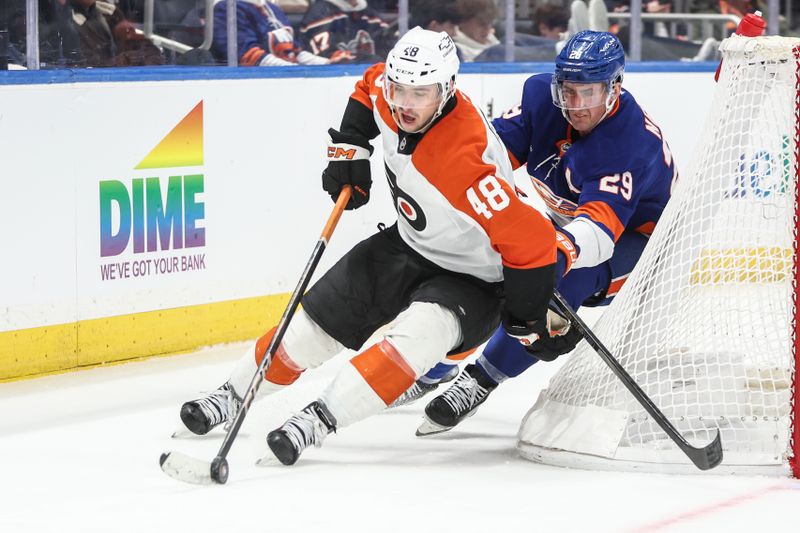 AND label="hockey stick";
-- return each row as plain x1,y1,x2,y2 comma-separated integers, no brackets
160,185,352,485
551,290,723,471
